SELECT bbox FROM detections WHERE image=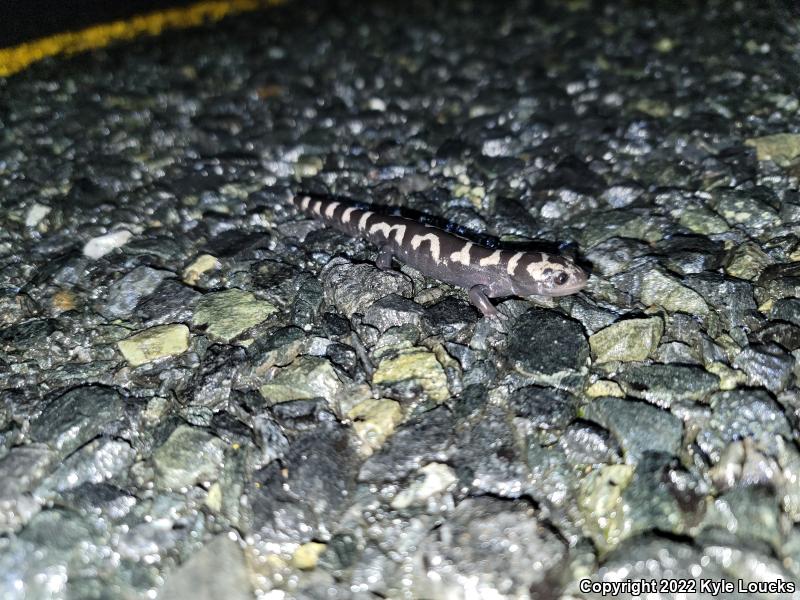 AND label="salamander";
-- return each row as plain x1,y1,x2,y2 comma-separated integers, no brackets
291,194,588,316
